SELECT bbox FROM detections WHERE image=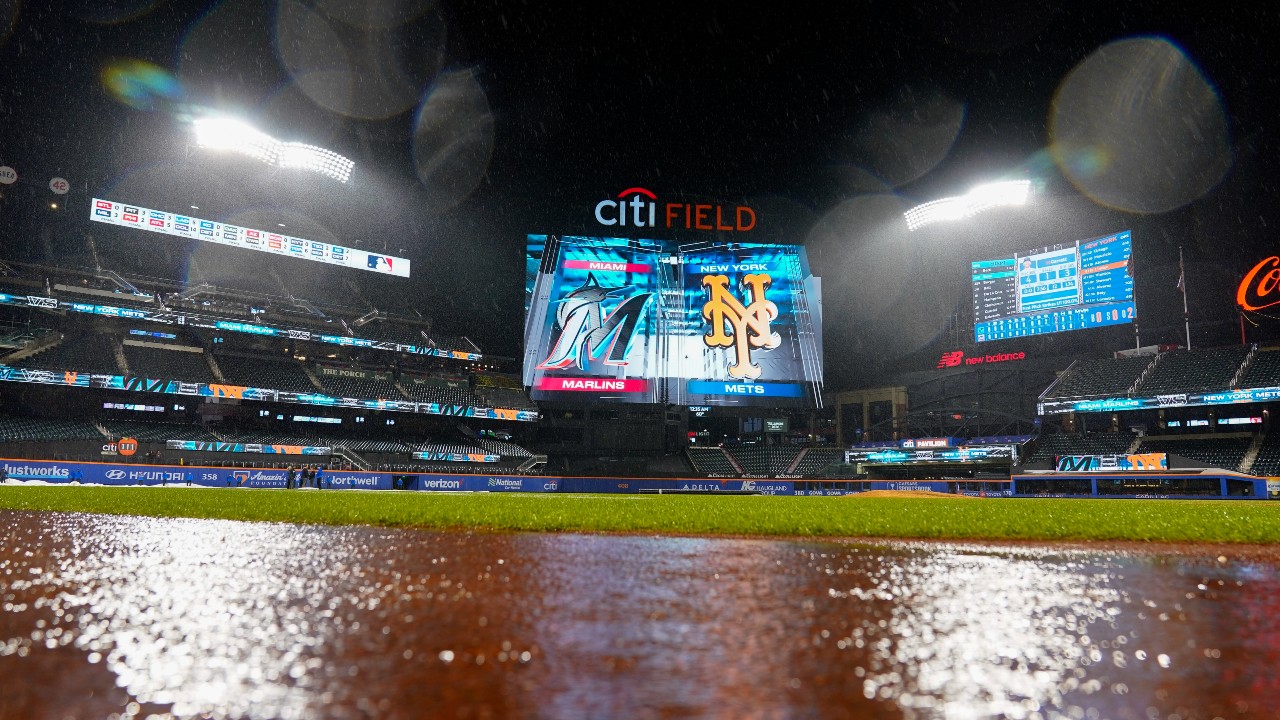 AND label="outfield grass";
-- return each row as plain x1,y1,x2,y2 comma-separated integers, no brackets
2,486,1279,544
